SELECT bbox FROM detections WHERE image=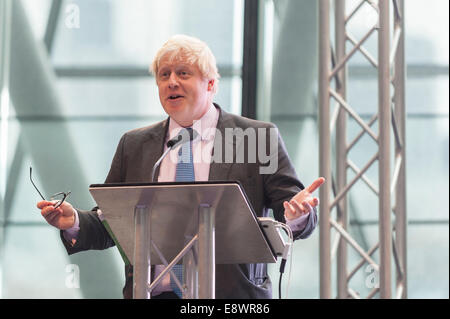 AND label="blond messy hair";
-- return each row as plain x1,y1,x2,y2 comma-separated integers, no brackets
151,34,220,93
